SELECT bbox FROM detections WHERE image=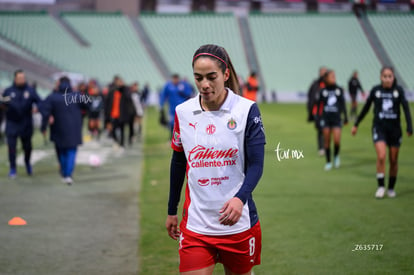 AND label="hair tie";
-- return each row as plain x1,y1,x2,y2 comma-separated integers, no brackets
193,53,227,69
